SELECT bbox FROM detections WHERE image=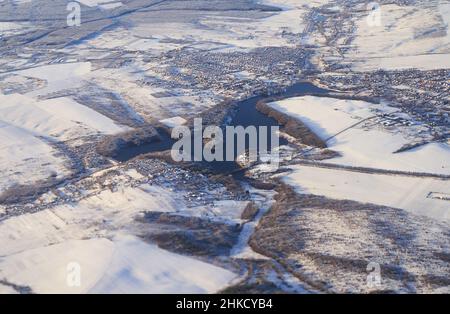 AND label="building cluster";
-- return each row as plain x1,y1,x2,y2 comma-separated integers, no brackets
144,46,308,100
